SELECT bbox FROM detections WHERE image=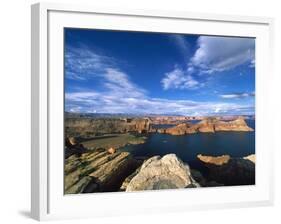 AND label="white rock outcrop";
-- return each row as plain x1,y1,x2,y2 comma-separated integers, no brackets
126,154,199,191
